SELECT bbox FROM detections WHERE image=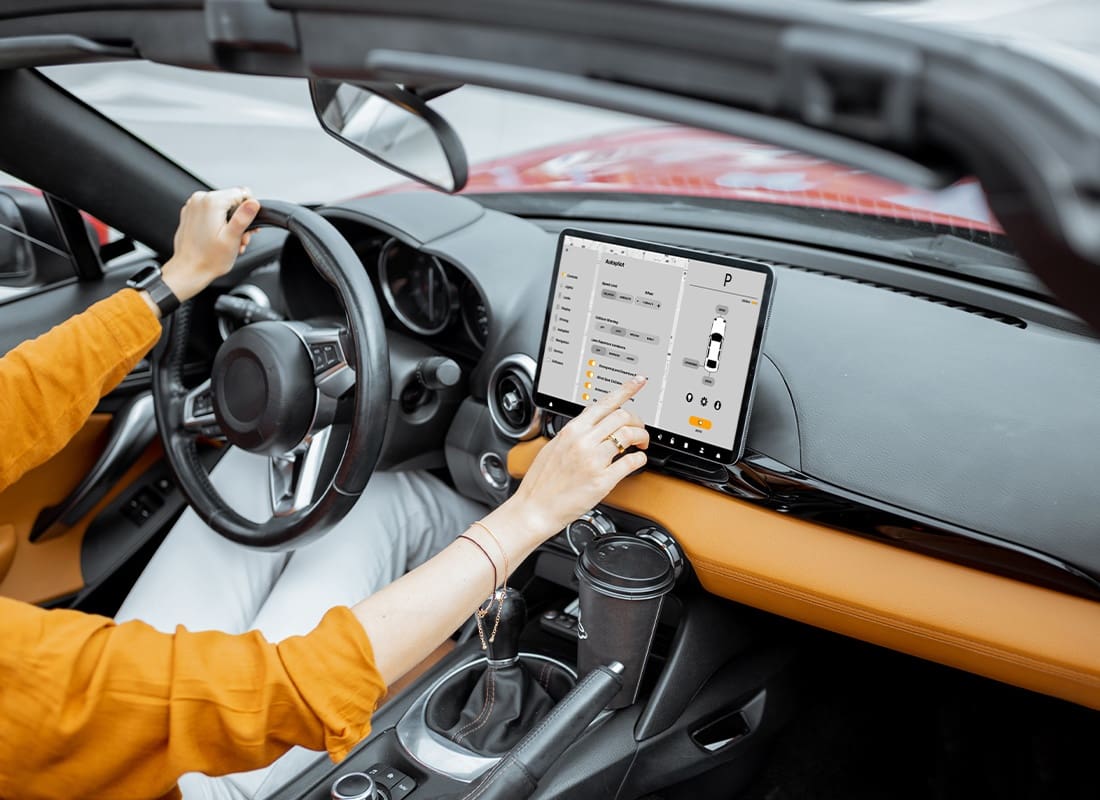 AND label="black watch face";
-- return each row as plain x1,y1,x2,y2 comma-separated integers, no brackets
128,265,160,288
